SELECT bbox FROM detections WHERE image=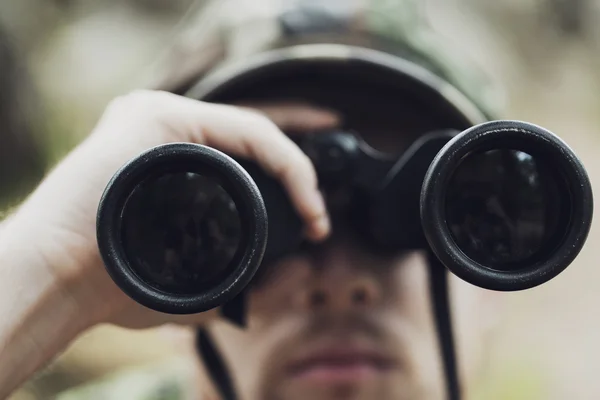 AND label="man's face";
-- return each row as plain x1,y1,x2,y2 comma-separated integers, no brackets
211,237,443,400
205,227,497,400
182,96,501,400
197,126,499,400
